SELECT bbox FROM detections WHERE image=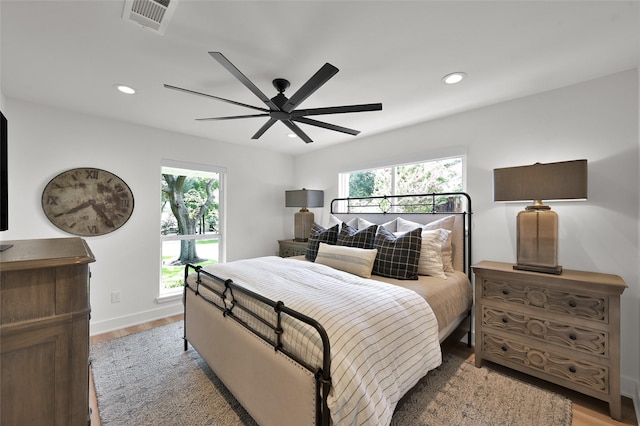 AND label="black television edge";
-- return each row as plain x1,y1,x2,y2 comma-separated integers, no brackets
1,111,7,231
